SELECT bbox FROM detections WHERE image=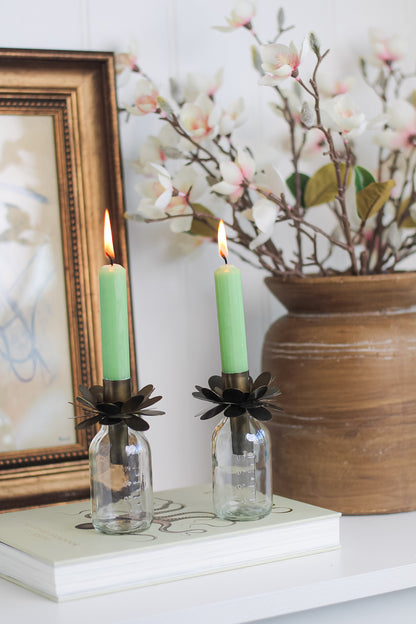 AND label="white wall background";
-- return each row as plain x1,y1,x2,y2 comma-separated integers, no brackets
1,0,416,492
